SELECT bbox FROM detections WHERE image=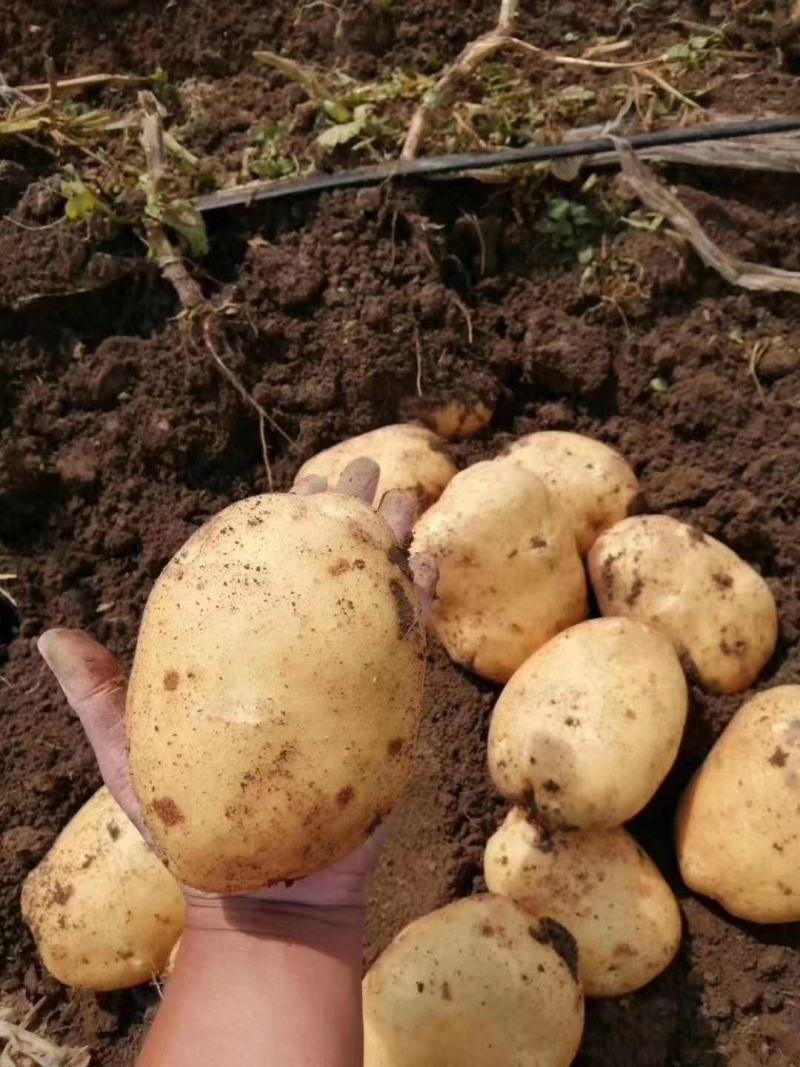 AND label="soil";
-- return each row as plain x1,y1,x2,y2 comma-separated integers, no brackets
2,1,800,1065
